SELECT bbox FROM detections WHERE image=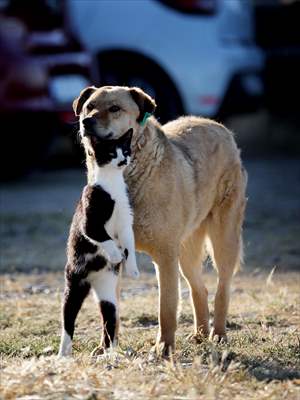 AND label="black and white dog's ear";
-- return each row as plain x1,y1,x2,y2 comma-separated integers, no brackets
129,87,156,123
73,86,97,116
123,128,133,144
117,128,133,147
